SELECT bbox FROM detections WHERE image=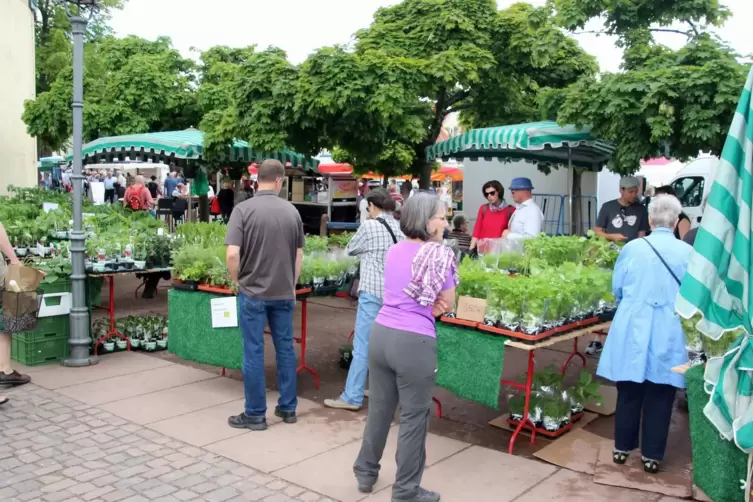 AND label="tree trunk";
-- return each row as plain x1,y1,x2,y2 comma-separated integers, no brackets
570,169,583,235
198,195,209,222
